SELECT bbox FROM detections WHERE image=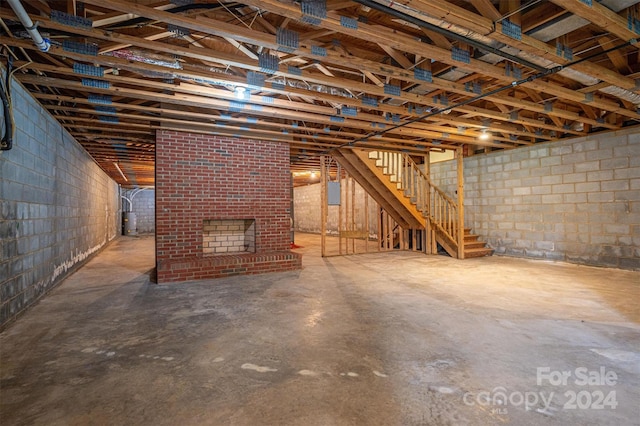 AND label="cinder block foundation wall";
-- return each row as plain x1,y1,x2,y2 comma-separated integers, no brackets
431,127,640,270
122,188,155,234
293,181,378,235
155,131,301,283
0,74,120,328
293,184,323,234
